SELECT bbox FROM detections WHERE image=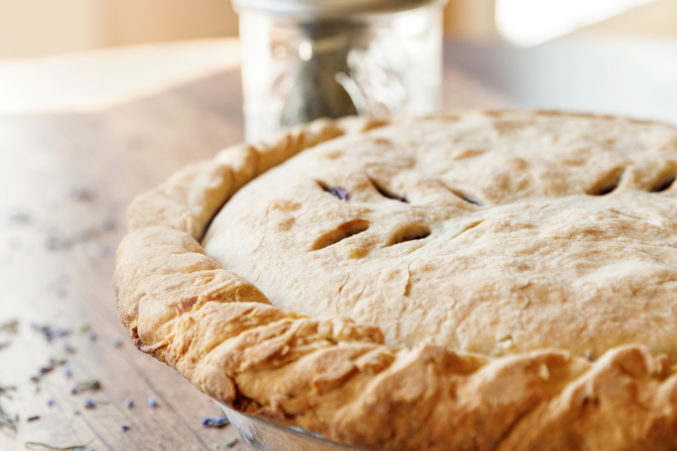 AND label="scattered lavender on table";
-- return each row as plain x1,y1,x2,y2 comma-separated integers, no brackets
83,398,96,409
120,423,130,432
147,397,158,408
